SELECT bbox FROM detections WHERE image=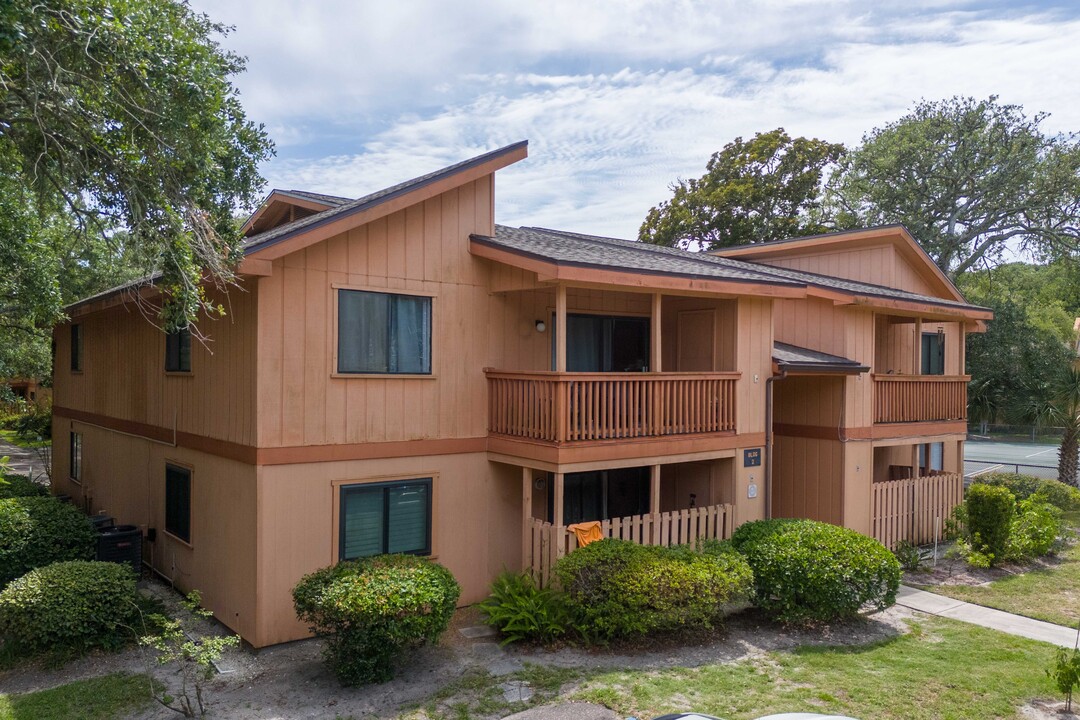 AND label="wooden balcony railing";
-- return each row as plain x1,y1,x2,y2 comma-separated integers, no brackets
486,370,740,443
873,375,969,424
